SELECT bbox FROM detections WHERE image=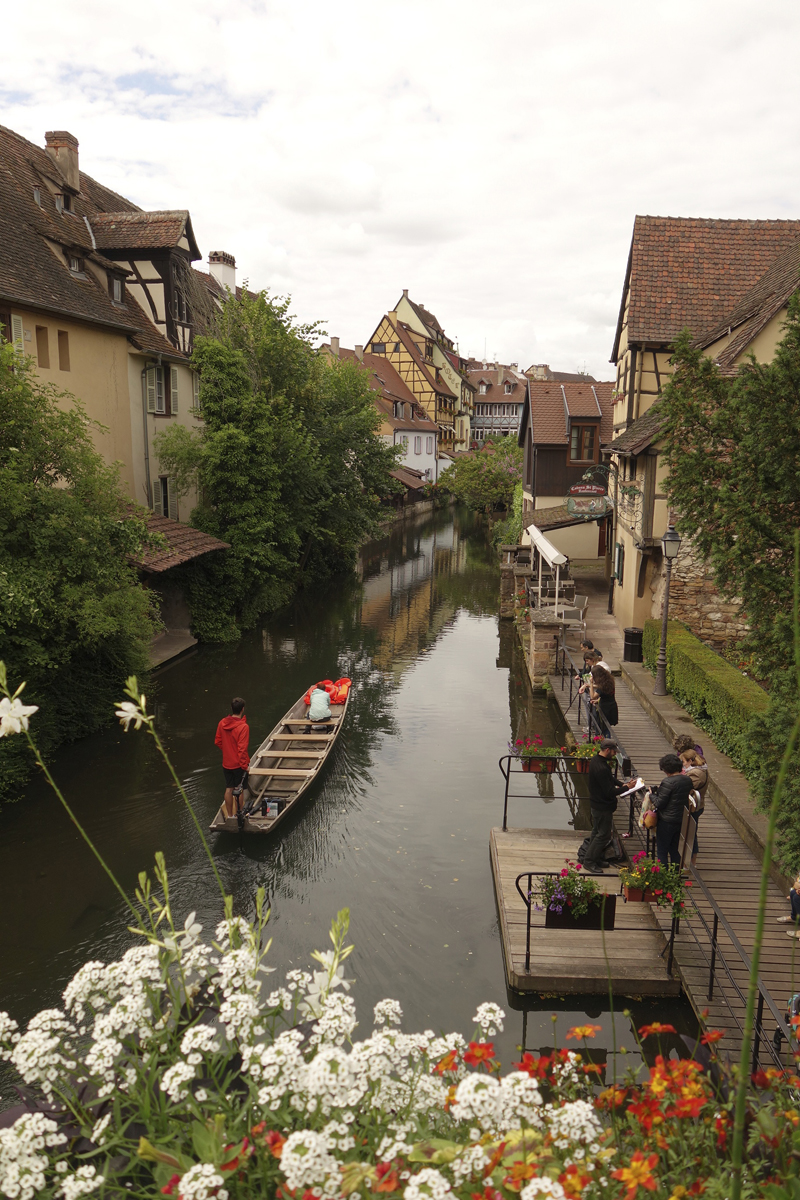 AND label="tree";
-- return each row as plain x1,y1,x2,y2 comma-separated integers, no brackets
438,439,523,512
0,343,157,799
661,298,800,863
154,290,400,641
